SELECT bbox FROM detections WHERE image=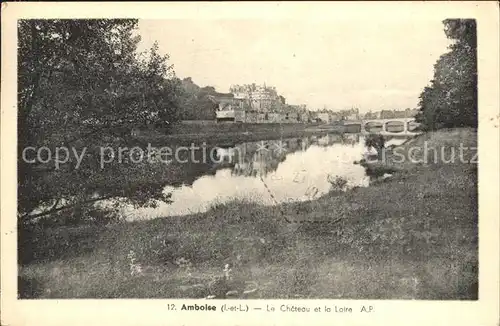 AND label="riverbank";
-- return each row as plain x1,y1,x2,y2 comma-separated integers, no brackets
19,128,478,299
135,122,343,146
